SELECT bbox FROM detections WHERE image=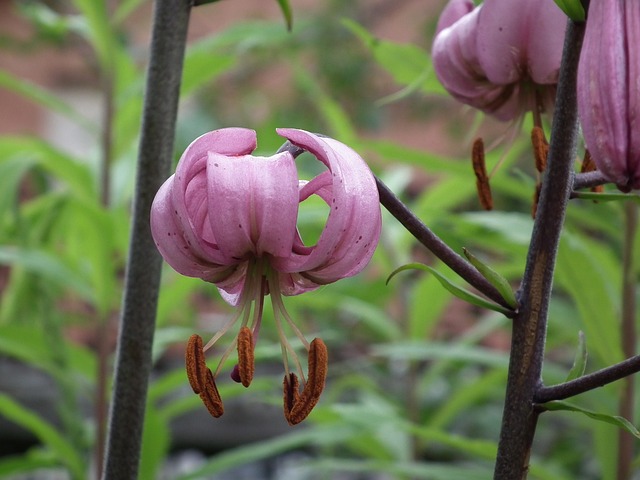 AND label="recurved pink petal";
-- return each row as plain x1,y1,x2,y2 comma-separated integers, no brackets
476,0,565,85
206,152,299,260
150,177,237,282
435,0,474,34
171,128,258,266
272,129,381,286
